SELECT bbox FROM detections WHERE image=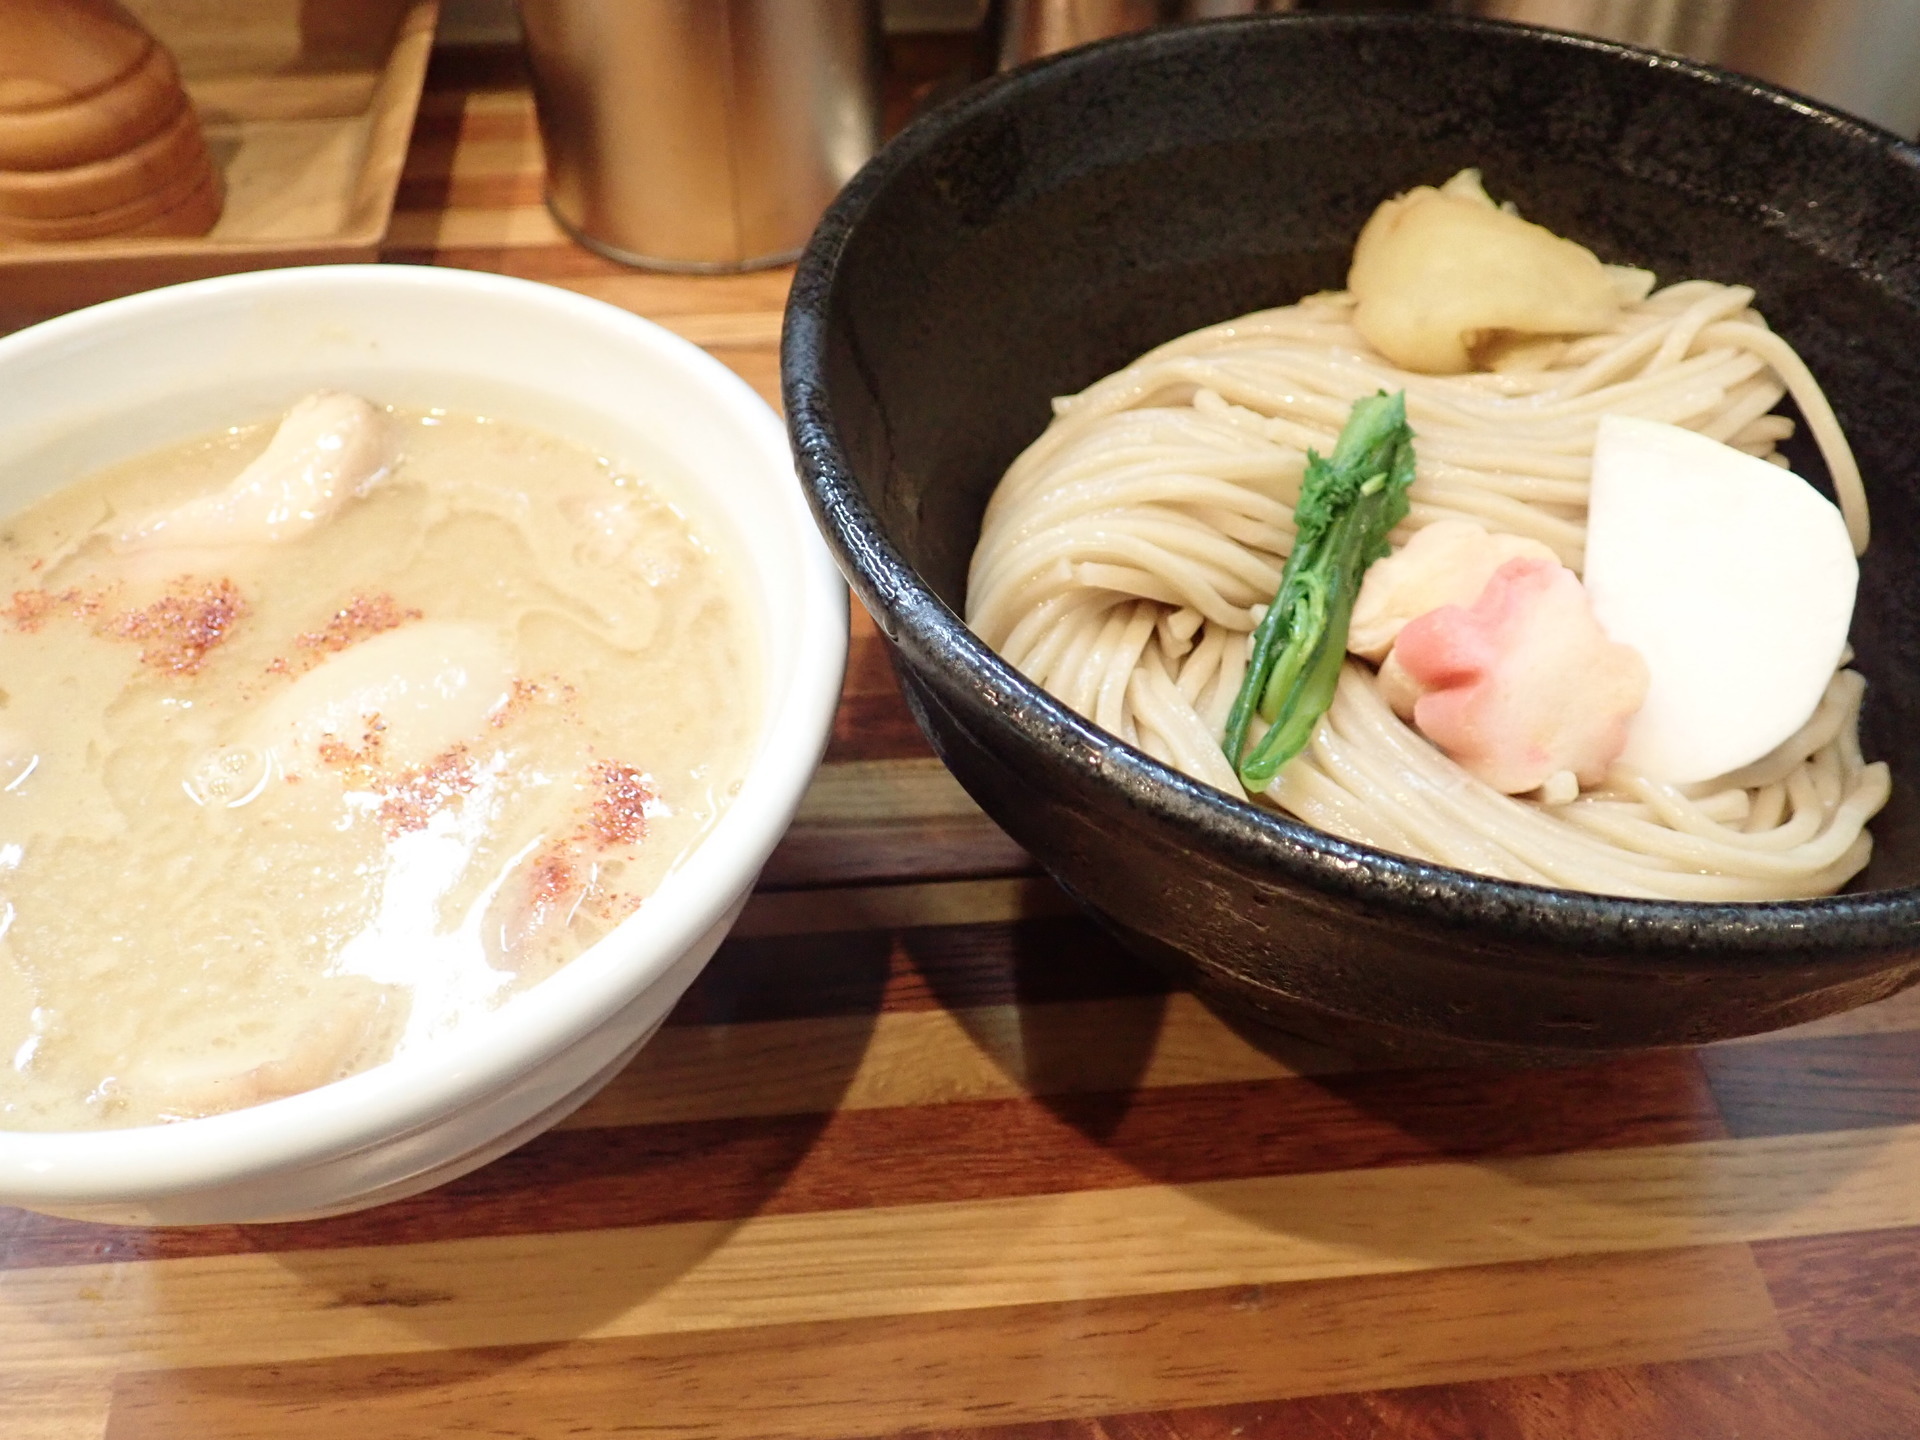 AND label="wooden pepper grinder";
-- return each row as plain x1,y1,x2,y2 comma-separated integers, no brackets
0,0,222,242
